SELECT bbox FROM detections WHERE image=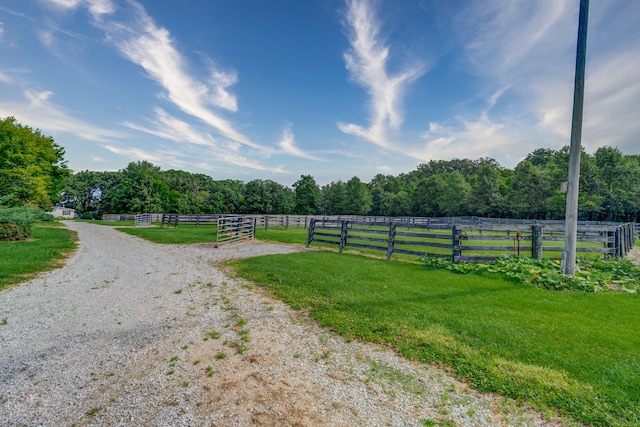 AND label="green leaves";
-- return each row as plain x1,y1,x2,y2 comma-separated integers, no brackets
0,116,69,209
423,255,640,293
